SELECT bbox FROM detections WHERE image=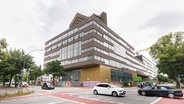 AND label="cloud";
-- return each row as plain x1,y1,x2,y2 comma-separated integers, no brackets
141,11,184,30
1,0,184,67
